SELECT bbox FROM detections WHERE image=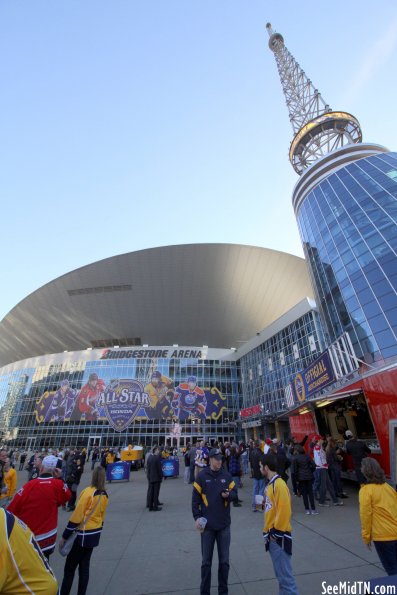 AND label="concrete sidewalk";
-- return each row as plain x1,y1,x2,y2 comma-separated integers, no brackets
21,463,386,594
